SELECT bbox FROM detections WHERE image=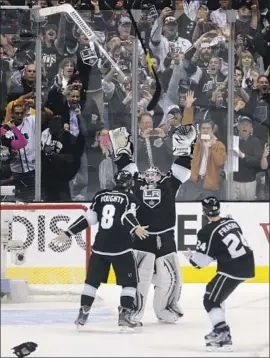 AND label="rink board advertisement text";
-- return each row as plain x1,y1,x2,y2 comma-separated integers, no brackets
5,202,269,284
